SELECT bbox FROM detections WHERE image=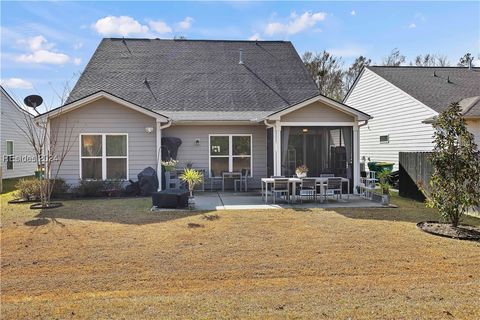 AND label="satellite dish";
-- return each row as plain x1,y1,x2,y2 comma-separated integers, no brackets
24,95,43,109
